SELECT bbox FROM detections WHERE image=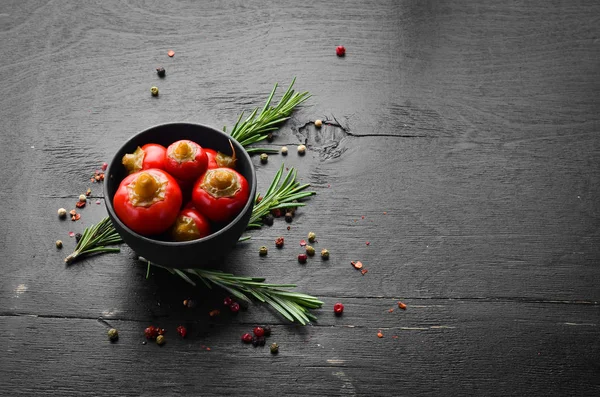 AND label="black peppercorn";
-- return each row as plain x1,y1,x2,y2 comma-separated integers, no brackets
267,133,274,142
75,233,82,243
156,67,166,77
263,214,274,226
284,212,293,223
263,325,272,337
252,336,266,347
